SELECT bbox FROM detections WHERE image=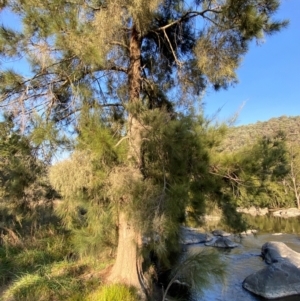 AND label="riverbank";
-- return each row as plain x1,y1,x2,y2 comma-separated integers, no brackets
237,207,300,218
